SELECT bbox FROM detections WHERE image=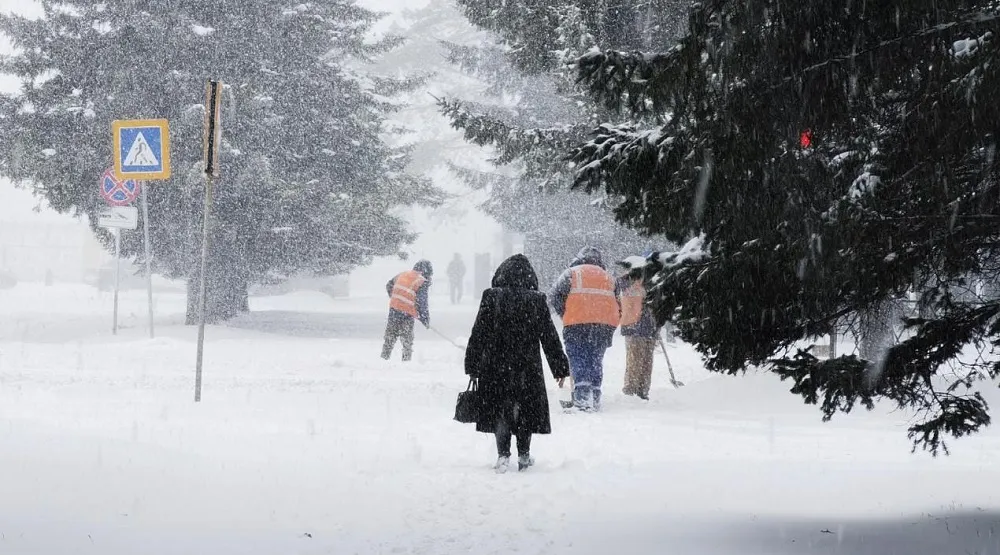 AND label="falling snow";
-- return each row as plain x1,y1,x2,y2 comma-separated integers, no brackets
191,24,215,36
1,0,999,553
